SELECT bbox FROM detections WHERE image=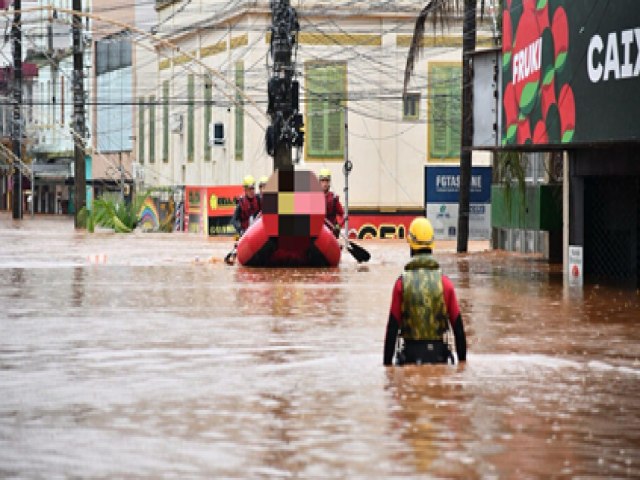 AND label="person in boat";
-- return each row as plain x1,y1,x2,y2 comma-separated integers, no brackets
231,175,261,236
383,217,467,366
318,168,344,238
257,176,269,204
